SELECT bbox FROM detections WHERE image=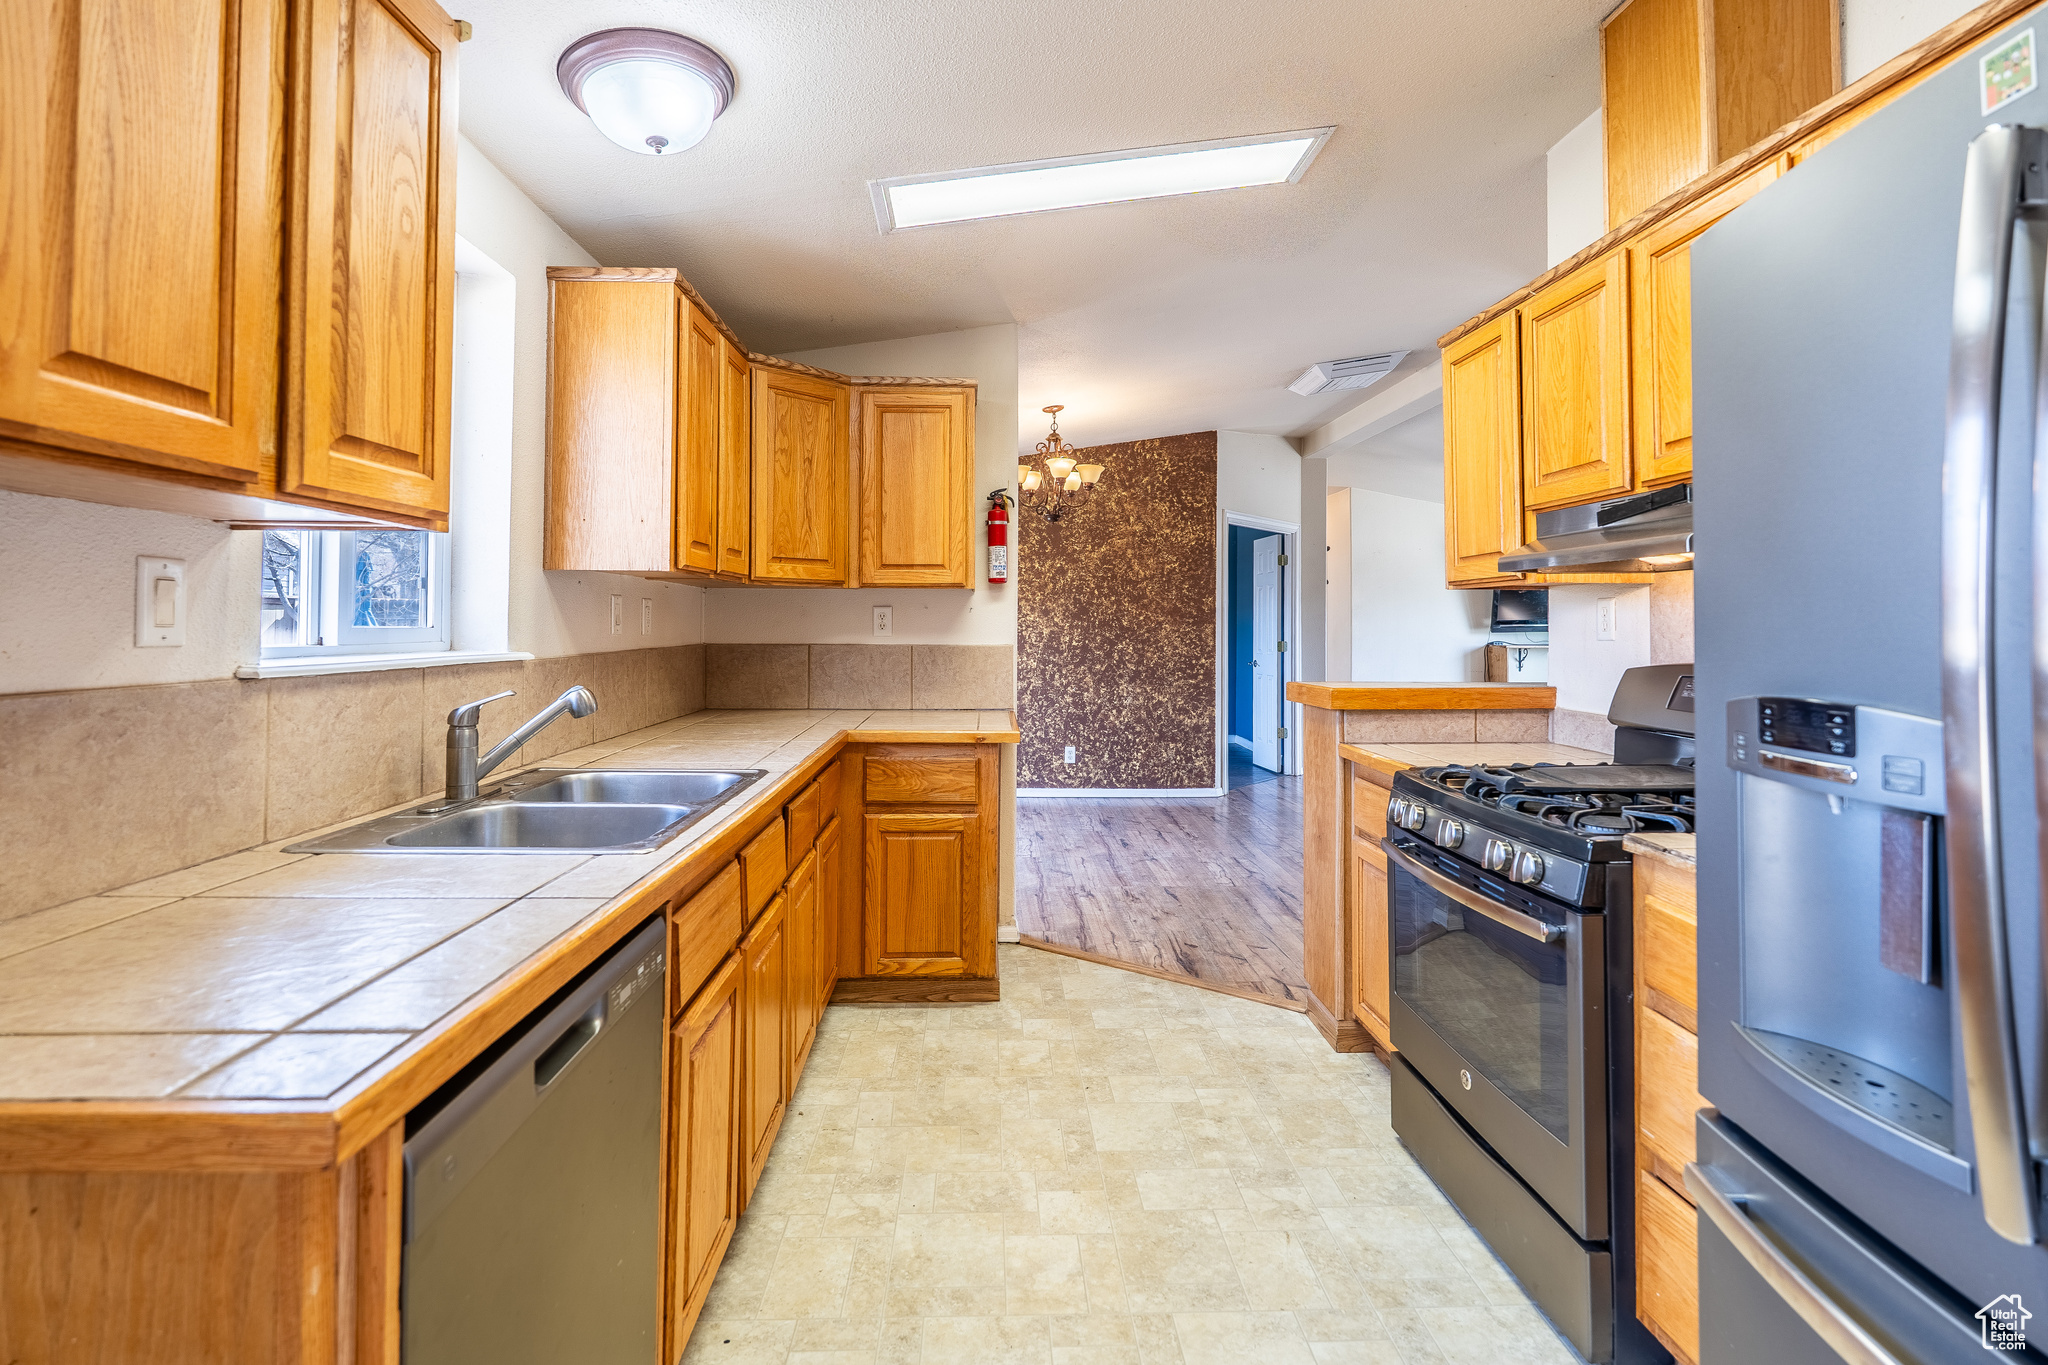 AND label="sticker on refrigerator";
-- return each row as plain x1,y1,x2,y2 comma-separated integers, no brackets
1981,29,2036,115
